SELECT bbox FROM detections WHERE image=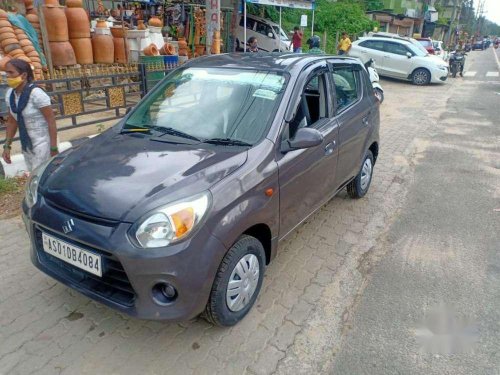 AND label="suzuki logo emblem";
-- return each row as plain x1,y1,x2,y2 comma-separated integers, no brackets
62,219,75,234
